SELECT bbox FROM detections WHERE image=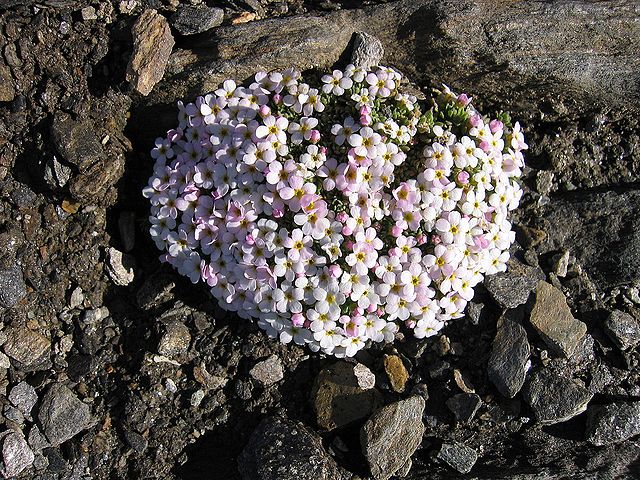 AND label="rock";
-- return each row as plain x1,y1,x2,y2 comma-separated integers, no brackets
552,250,570,278
351,32,384,69
106,247,135,286
43,156,72,189
38,384,92,446
126,9,175,96
0,263,27,308
170,5,224,35
0,353,10,369
238,416,350,480
604,310,640,351
437,442,478,474
0,62,15,102
353,363,376,390
584,402,640,446
522,369,593,425
360,396,425,480
2,432,34,478
3,326,50,370
27,426,49,452
483,259,545,309
312,361,383,431
529,281,587,357
487,312,530,398
69,287,84,309
8,381,38,417
136,273,175,309
123,429,148,454
383,354,408,393
157,320,190,357
446,393,482,422
249,355,284,386
118,211,136,252
81,6,97,21
68,152,126,204
190,389,205,408
50,113,103,172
